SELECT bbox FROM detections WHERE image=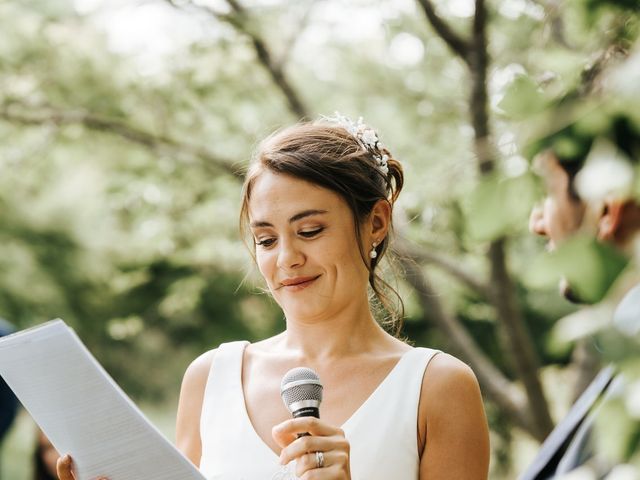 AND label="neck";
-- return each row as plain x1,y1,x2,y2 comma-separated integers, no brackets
279,296,392,361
